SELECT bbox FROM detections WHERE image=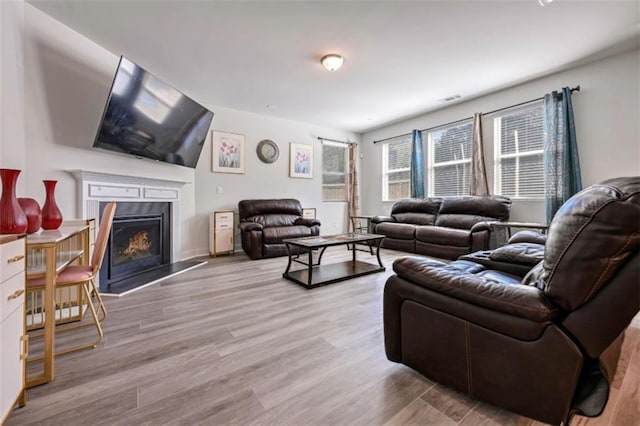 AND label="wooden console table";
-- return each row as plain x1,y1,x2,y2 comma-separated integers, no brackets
25,224,89,388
